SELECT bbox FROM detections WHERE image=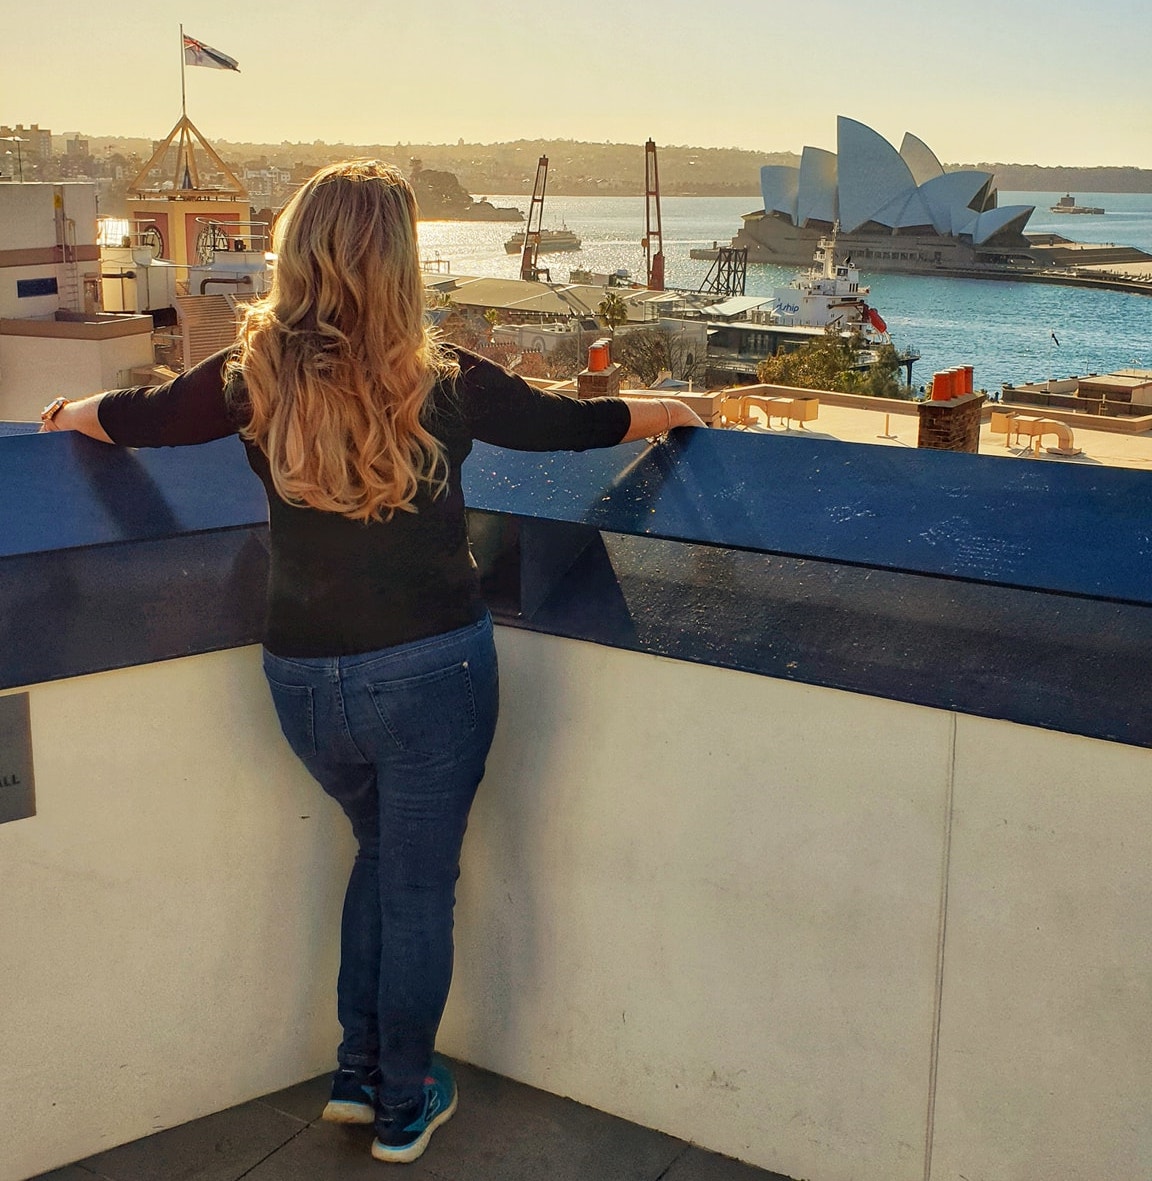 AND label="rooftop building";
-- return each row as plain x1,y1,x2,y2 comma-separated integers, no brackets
0,122,54,164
